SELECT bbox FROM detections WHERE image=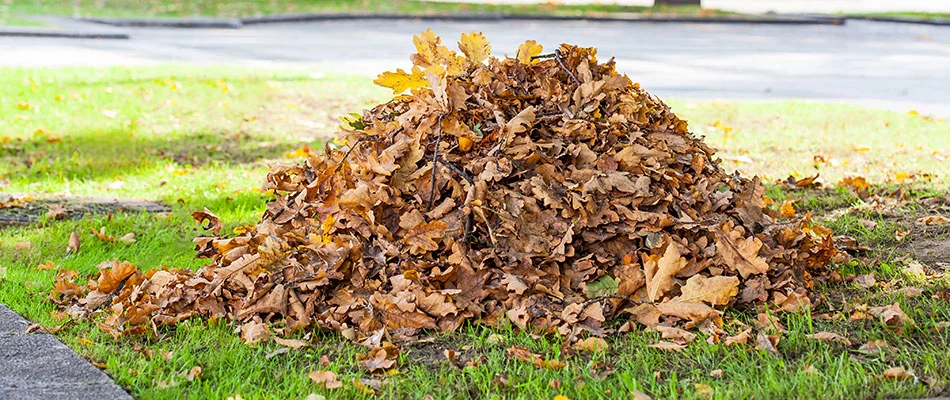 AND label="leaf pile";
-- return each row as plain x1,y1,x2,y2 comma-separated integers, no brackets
52,30,837,342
